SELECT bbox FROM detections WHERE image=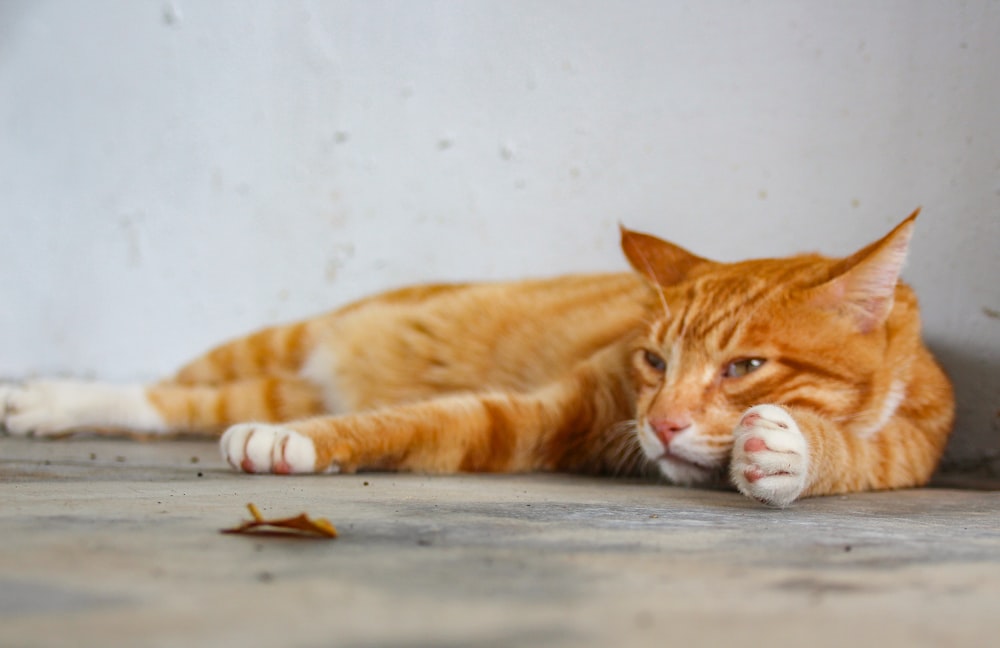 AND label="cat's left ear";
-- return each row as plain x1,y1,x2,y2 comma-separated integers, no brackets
620,226,707,287
808,208,920,333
